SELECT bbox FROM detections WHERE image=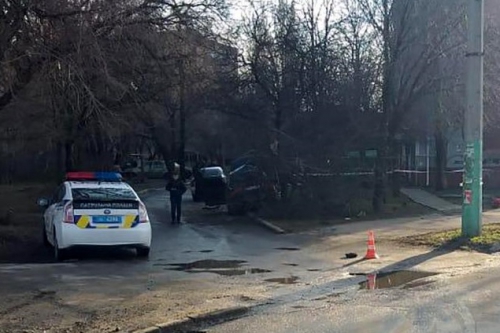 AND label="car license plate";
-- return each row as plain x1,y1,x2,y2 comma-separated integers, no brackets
92,216,122,223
